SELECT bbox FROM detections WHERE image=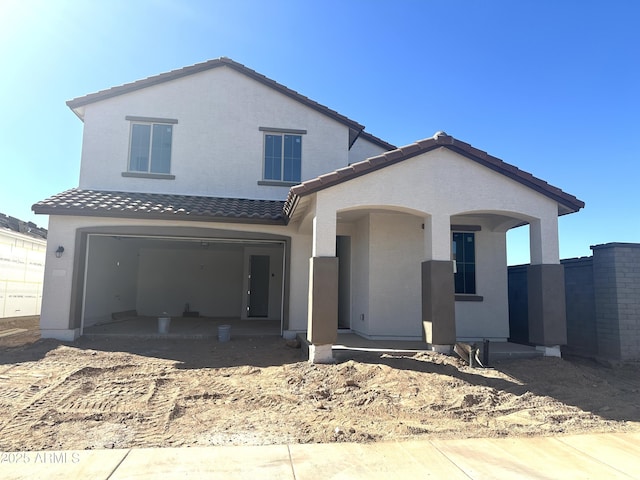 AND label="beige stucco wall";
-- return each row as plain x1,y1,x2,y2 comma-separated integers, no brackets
348,136,389,165
454,224,510,341
350,215,370,336
343,212,510,340
77,67,358,201
367,212,423,338
0,229,46,318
